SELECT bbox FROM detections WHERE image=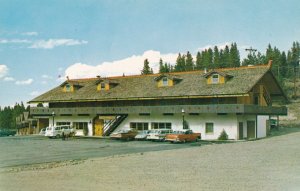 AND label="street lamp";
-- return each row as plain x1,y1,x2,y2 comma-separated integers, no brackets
52,111,55,127
182,109,185,129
